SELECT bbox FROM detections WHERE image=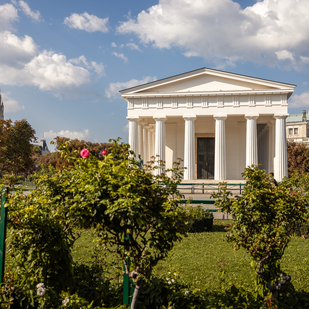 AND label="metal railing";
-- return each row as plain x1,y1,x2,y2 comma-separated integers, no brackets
178,183,244,195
